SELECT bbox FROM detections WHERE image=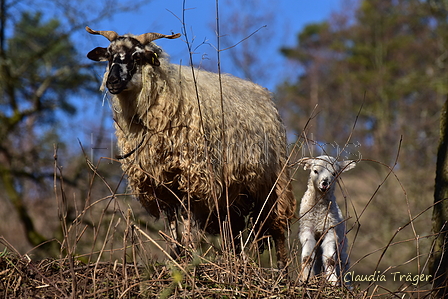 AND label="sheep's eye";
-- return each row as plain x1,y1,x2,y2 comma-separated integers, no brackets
332,172,336,177
133,53,142,62
313,170,318,175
